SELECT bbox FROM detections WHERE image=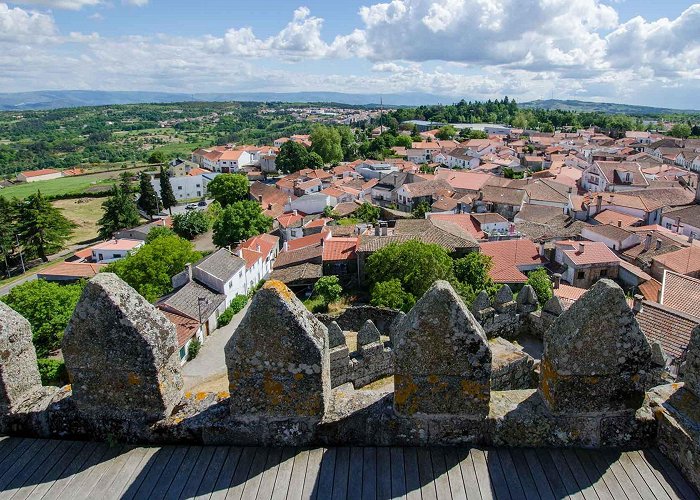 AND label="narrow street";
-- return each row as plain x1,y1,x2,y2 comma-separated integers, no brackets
181,303,249,392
